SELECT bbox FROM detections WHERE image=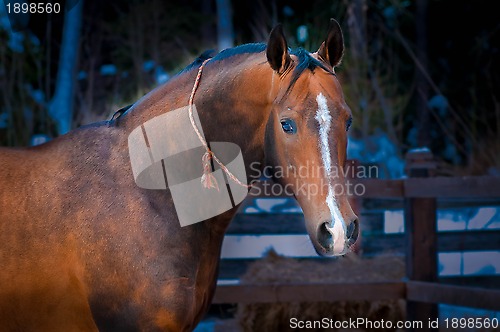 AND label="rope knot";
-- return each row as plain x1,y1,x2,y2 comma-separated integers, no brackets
201,150,219,191
188,59,251,191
